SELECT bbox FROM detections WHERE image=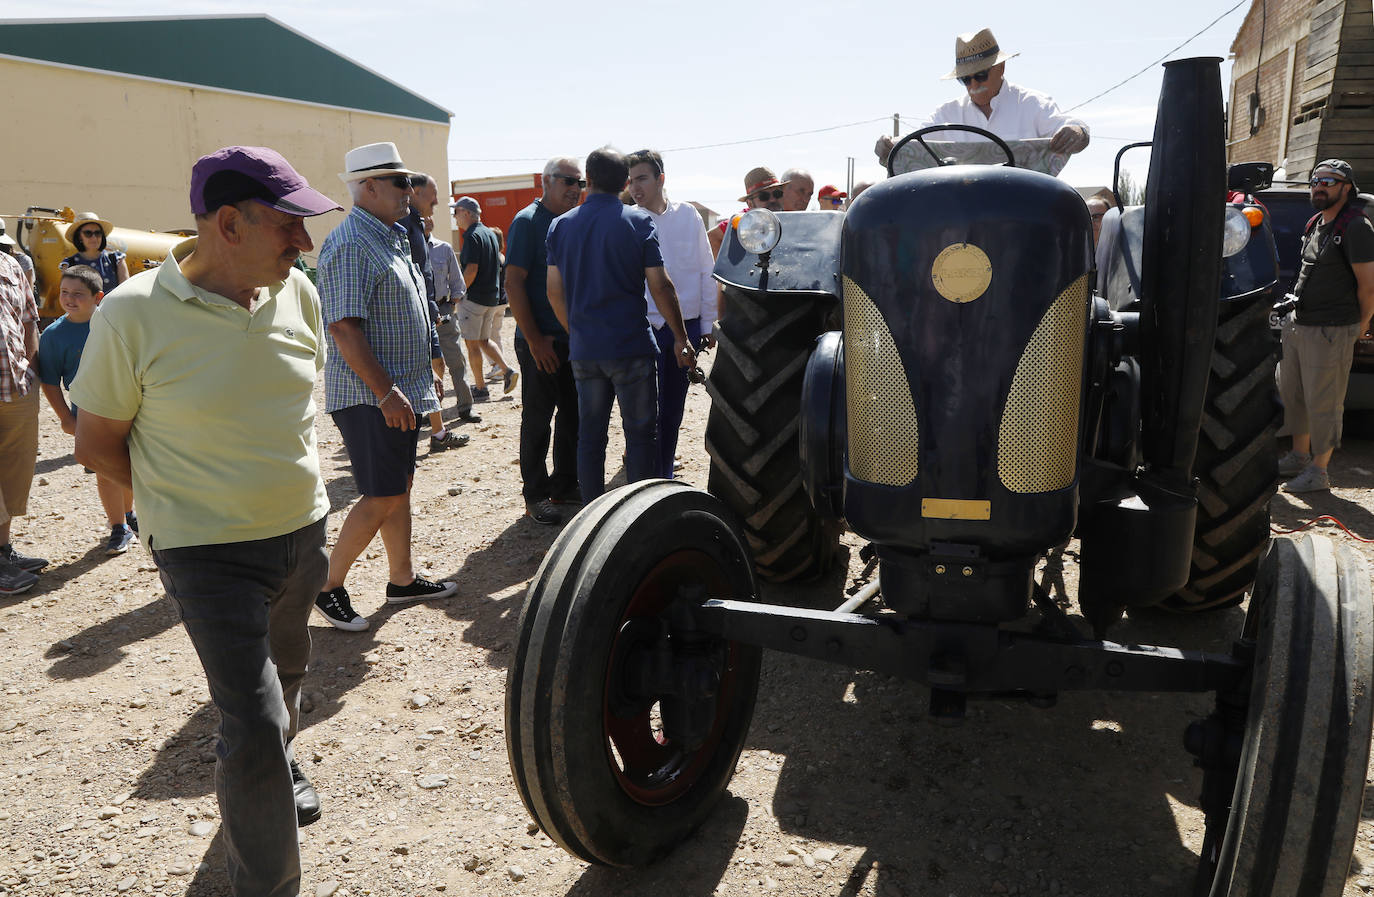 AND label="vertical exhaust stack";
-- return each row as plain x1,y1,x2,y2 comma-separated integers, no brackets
1078,57,1225,629
1138,57,1226,488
